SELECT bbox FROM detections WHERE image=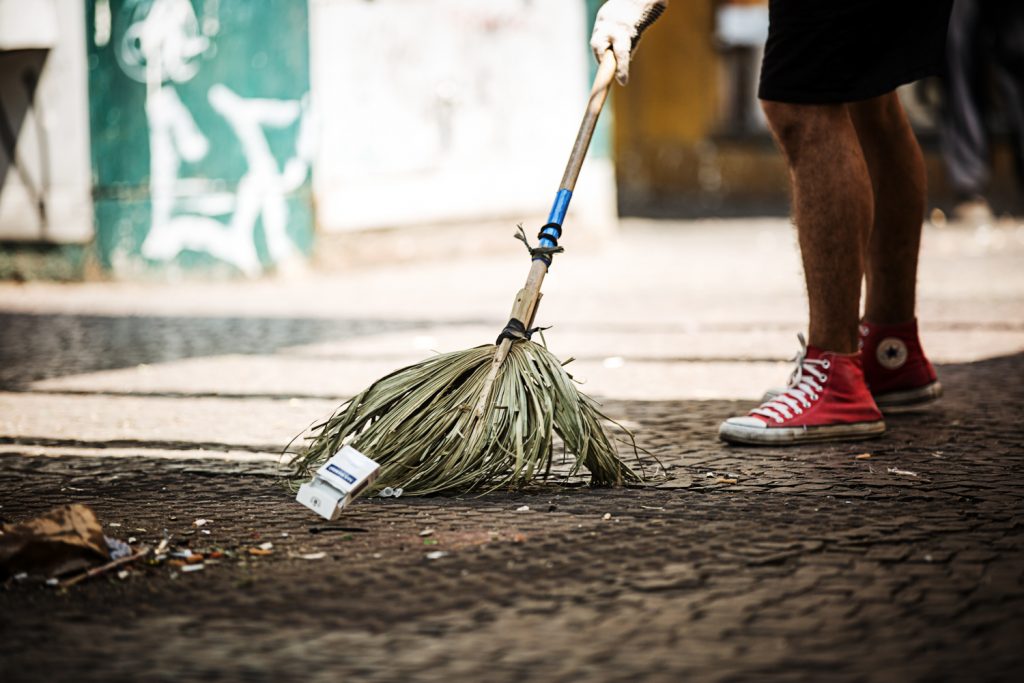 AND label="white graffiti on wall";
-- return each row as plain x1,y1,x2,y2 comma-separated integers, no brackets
115,0,310,275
